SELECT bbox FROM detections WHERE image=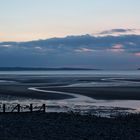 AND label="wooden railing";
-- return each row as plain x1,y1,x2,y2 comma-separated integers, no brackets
0,104,46,113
